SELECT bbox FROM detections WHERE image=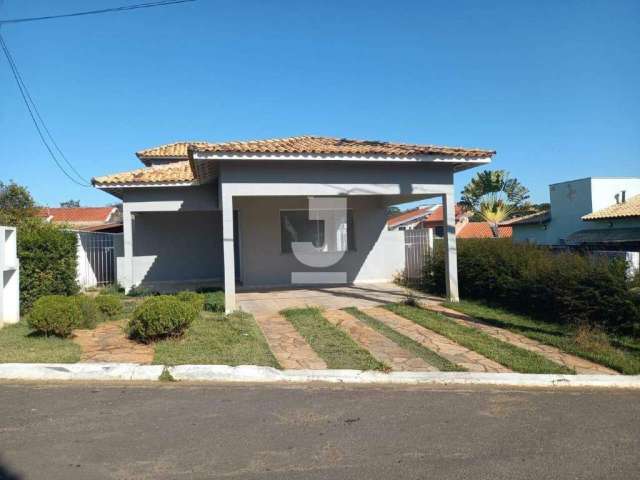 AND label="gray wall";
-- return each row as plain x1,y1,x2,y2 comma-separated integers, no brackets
235,196,405,287
127,210,223,289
